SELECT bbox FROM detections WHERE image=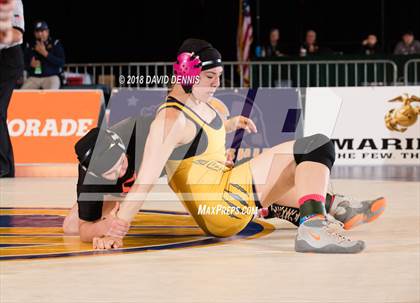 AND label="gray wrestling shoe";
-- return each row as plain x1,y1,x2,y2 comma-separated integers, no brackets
295,217,365,254
330,195,386,230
